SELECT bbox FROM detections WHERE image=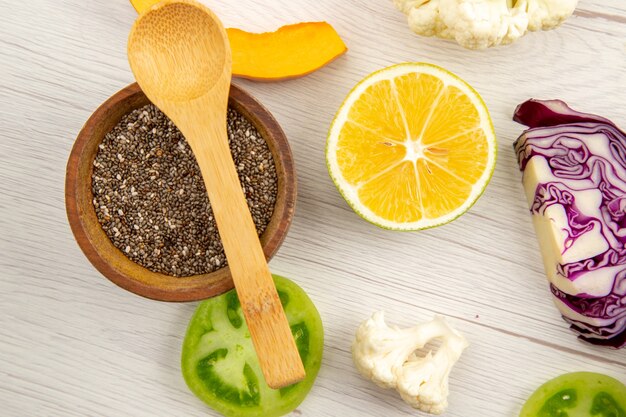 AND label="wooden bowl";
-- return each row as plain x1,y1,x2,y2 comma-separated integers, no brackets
66,83,296,301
